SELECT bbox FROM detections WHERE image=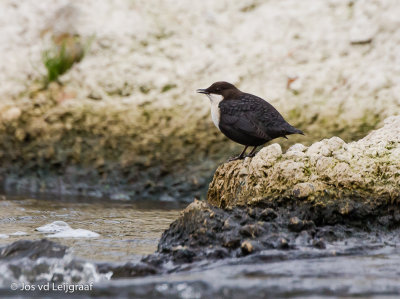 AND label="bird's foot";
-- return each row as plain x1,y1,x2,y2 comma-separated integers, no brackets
244,153,256,158
227,155,245,162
